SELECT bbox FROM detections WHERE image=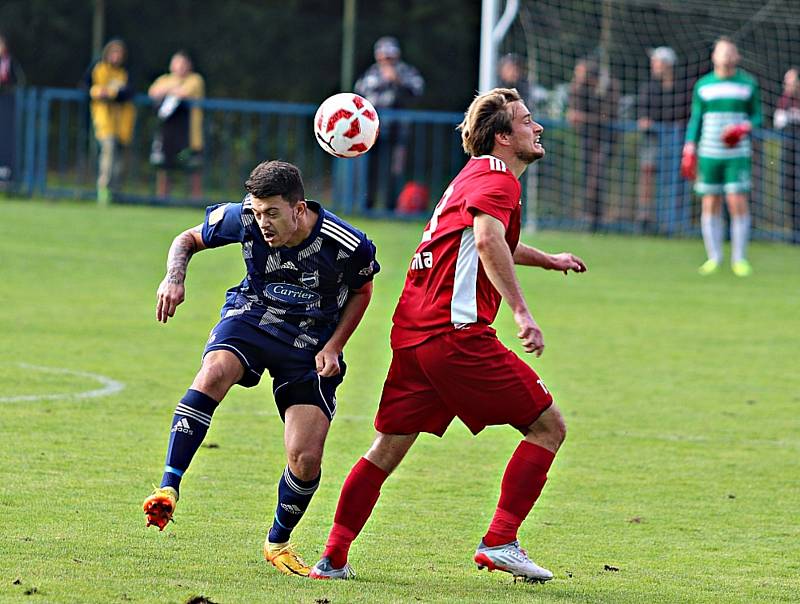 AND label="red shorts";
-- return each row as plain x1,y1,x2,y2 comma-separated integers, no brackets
375,326,553,436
